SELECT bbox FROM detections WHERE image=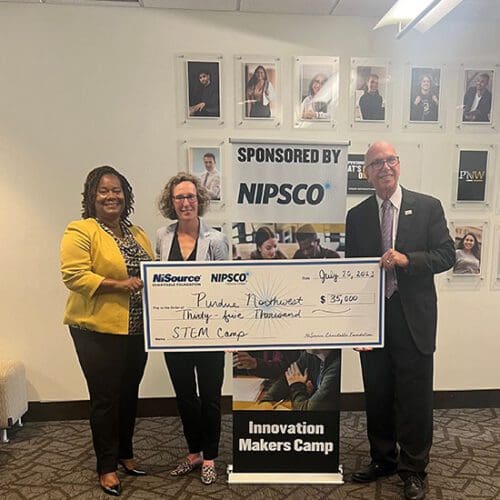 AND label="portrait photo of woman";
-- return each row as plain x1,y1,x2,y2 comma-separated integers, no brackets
409,68,440,122
300,72,331,120
245,63,276,118
410,68,441,122
453,230,482,275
